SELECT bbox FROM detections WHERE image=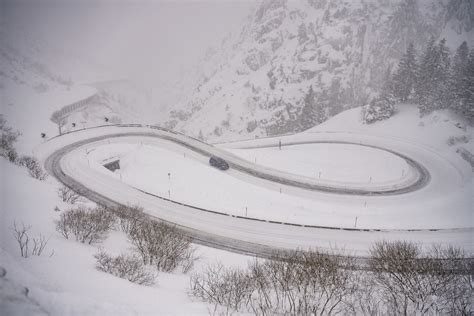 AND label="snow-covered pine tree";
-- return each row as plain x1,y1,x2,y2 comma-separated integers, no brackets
433,39,451,110
449,41,469,113
362,93,396,124
415,38,451,115
458,49,474,120
300,85,325,130
391,42,417,102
